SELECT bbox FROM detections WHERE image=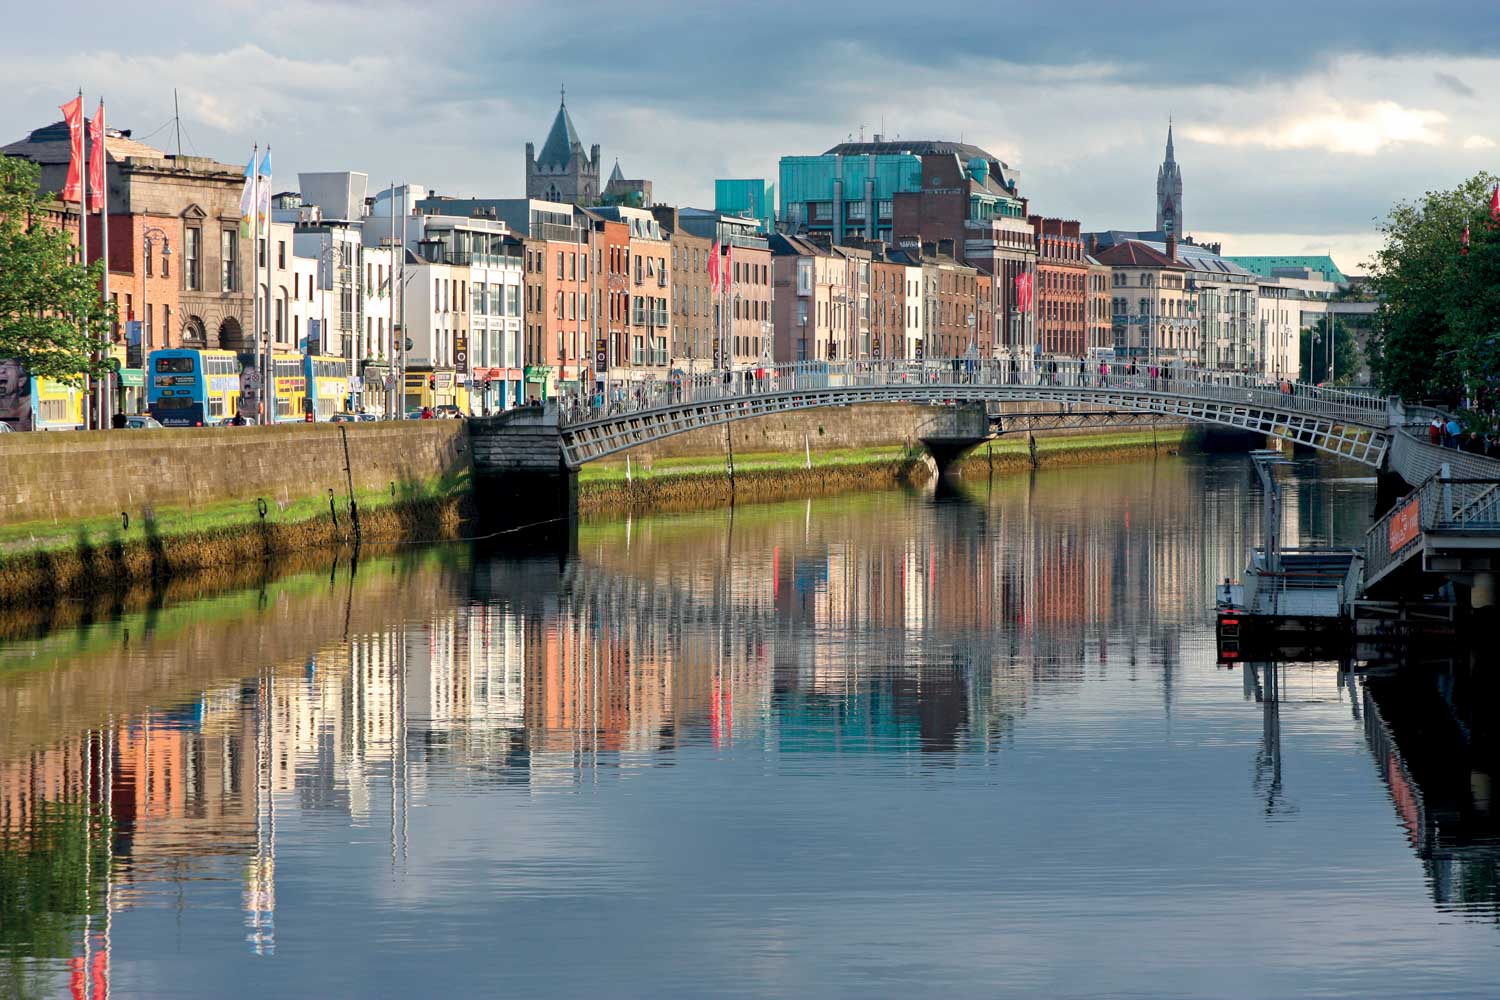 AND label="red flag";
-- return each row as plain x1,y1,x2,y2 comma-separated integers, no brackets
60,96,83,203
87,101,105,213
1463,221,1471,254
1014,271,1033,311
708,241,720,291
